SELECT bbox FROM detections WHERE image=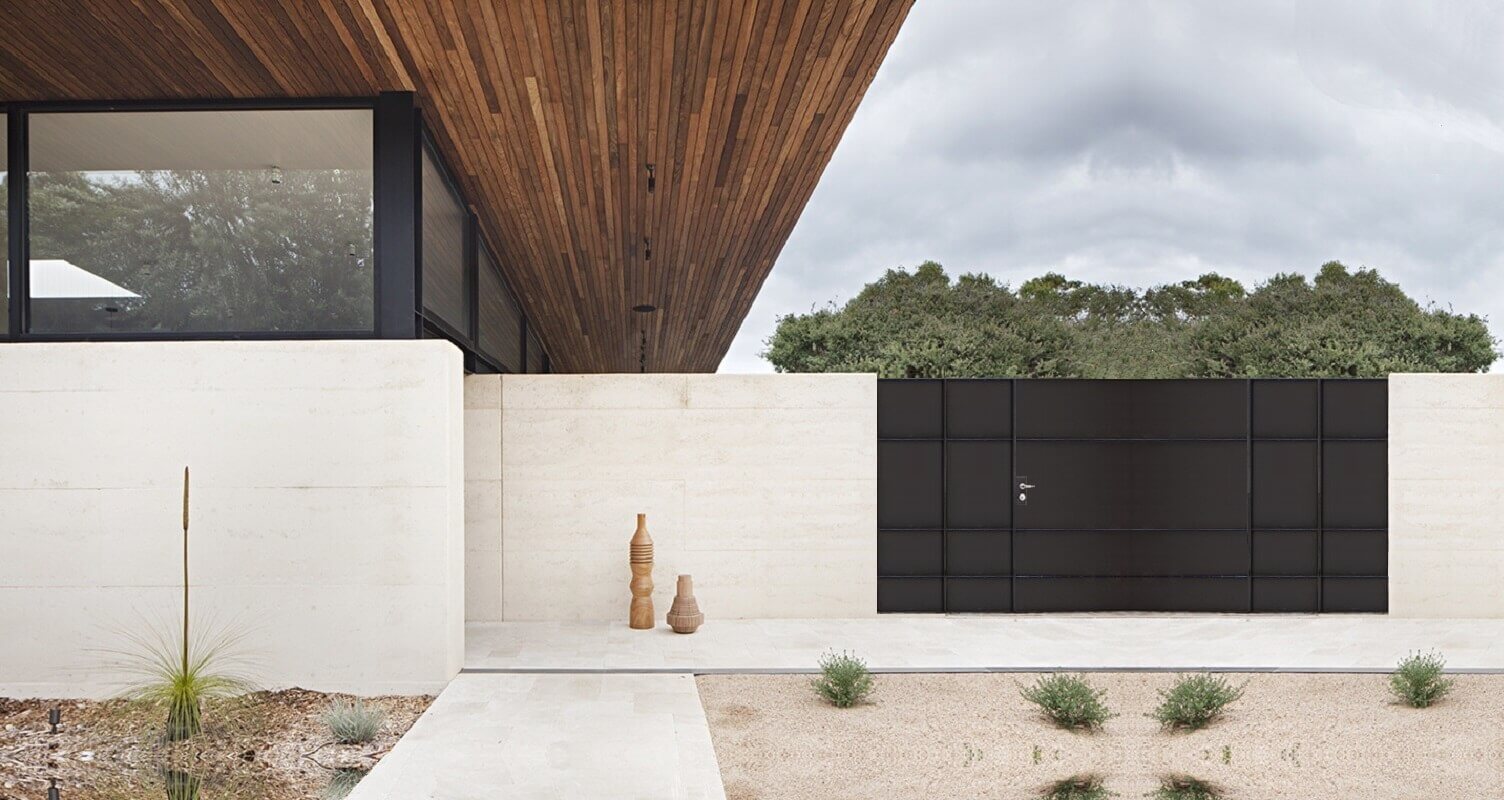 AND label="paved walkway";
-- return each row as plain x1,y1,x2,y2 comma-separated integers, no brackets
466,616,1504,672
347,673,725,800
352,615,1504,799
